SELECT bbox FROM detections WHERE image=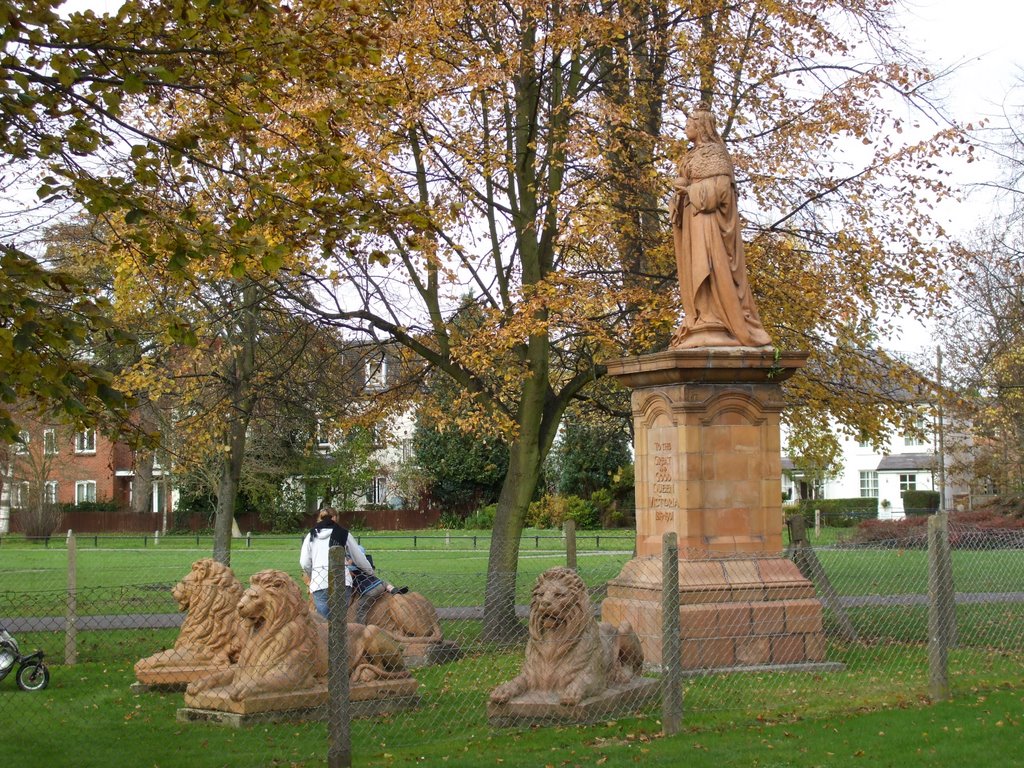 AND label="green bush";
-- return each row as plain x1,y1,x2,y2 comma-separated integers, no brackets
902,490,940,516
463,503,497,529
526,495,599,530
436,510,464,529
58,500,120,513
798,497,877,528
